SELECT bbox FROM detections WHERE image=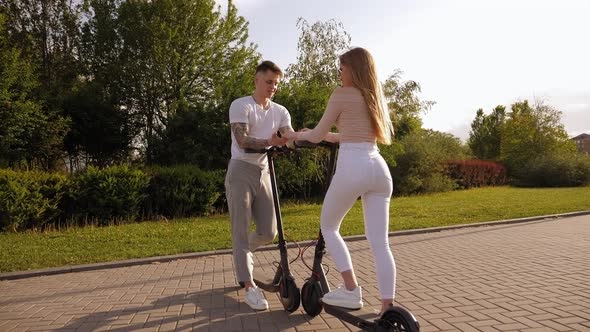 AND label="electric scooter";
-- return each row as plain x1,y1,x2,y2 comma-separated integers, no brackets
298,141,421,332
239,145,300,313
